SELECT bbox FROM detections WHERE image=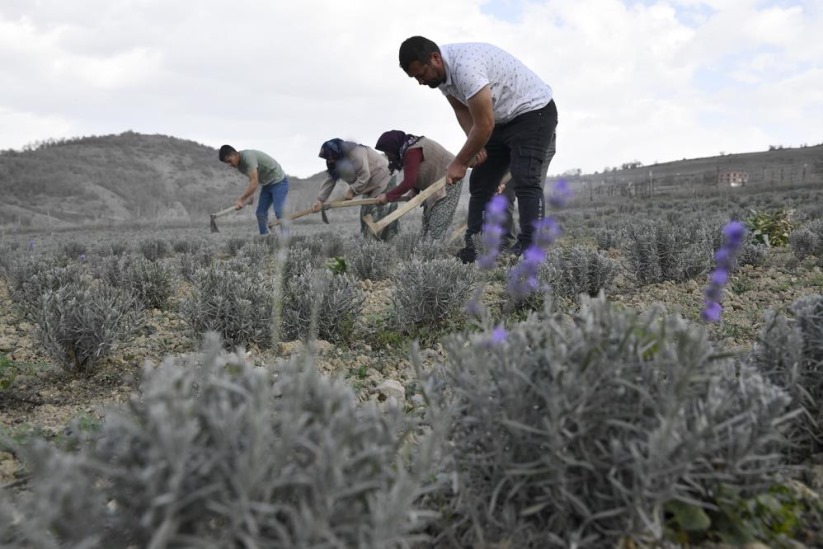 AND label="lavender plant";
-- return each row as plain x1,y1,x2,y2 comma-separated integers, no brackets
35,281,145,374
701,221,747,322
138,237,170,261
0,335,439,548
424,295,792,548
5,257,84,321
59,240,87,260
120,257,178,311
622,218,714,286
749,294,823,462
390,258,479,330
789,219,823,263
348,239,396,281
534,245,620,305
281,266,365,343
179,262,277,349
